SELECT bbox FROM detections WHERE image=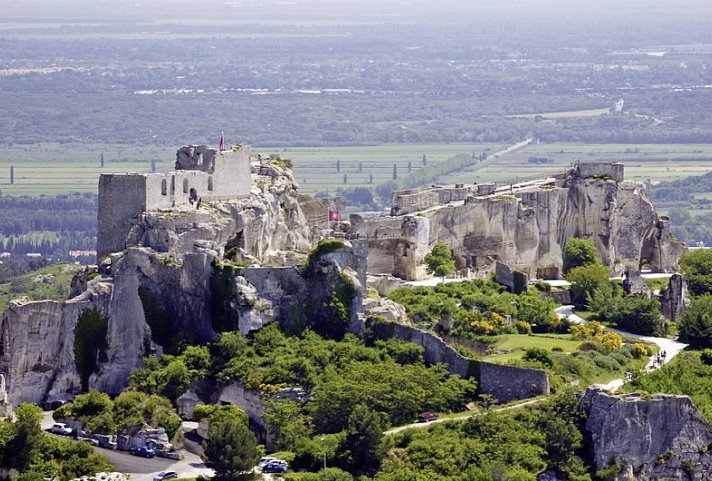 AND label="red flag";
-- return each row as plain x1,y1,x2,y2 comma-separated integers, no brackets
328,209,340,222
219,131,225,151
